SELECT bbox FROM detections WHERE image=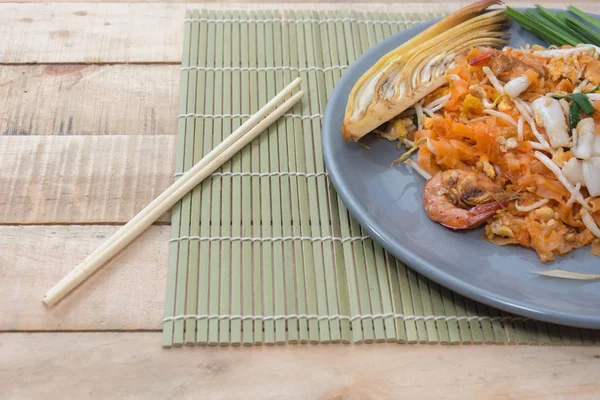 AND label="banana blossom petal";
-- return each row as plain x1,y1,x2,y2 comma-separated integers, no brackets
342,0,508,142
